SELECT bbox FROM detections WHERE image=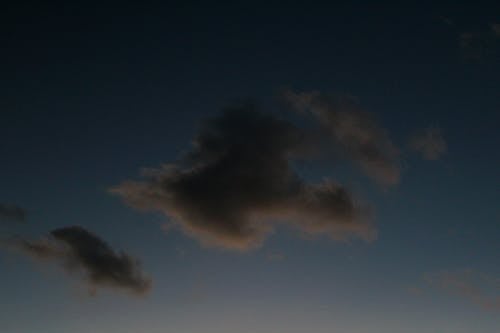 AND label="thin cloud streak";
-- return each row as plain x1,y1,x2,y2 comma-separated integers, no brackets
425,269,500,312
